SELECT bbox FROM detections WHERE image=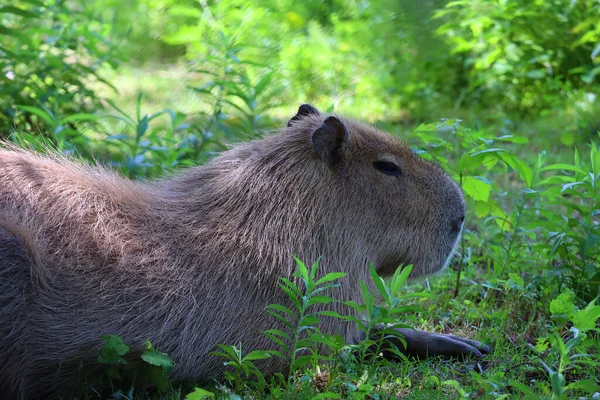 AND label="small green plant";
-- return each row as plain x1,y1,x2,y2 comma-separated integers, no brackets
189,32,280,138
538,138,600,301
100,93,221,178
210,343,271,394
324,265,425,366
210,257,427,399
264,257,346,388
15,104,98,154
97,334,174,397
186,387,215,400
511,294,600,399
